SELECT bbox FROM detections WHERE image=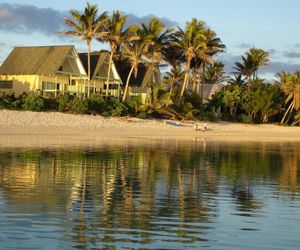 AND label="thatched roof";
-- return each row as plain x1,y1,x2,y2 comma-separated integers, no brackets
0,46,75,75
116,61,162,87
79,51,117,81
